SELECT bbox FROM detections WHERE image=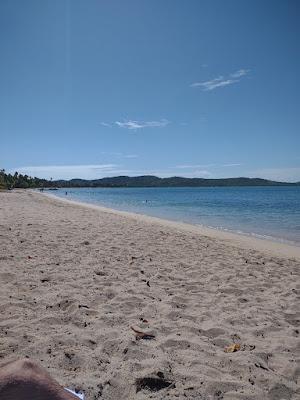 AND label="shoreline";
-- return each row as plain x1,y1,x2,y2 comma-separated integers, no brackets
41,190,300,260
1,189,299,399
